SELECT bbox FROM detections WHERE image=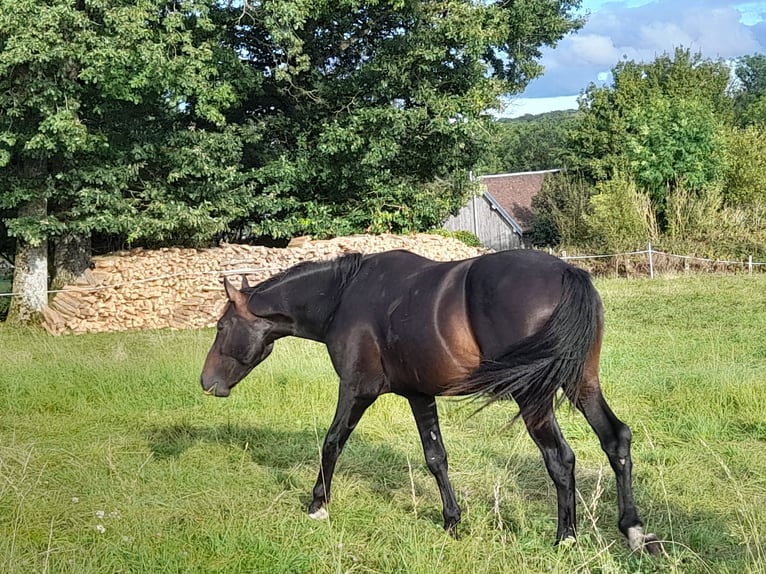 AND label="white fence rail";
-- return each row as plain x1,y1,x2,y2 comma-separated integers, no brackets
556,242,765,279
